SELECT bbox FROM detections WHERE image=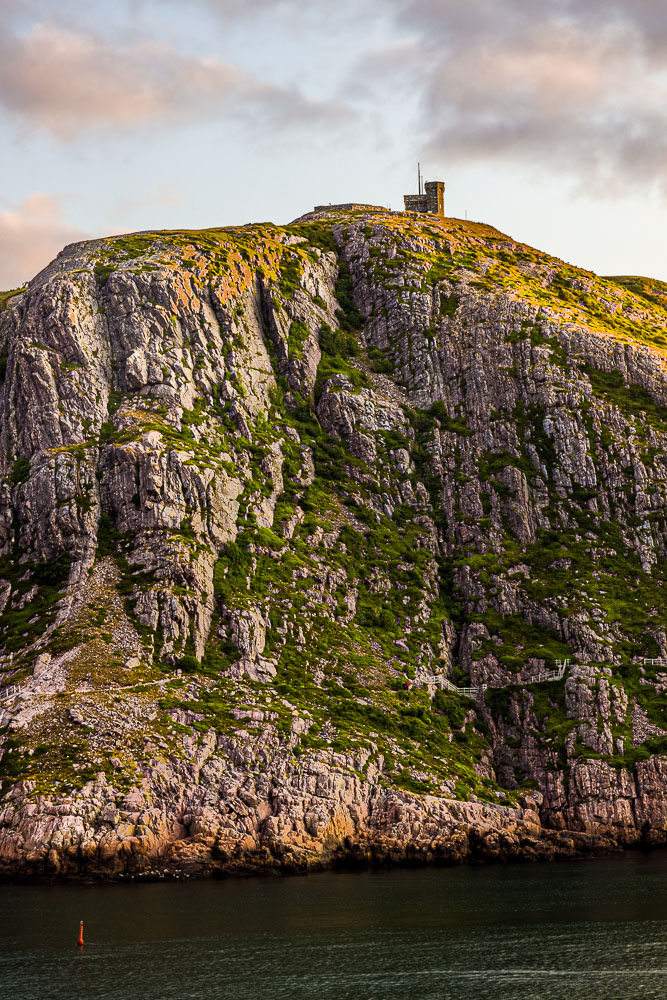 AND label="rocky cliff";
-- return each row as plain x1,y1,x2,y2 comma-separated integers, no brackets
0,208,665,878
